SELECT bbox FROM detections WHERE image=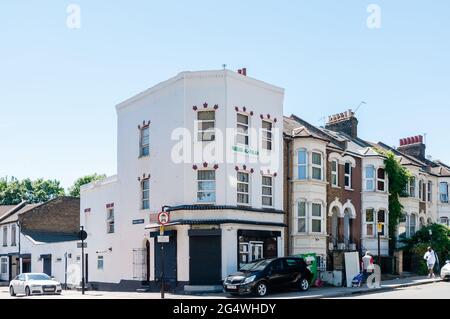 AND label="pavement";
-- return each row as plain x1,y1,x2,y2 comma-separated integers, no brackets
0,276,446,299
